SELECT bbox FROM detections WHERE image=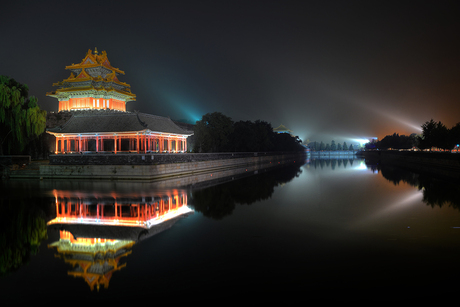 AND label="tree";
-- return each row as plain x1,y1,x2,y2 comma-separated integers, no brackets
418,119,450,150
314,141,321,151
193,112,234,152
253,120,275,151
229,120,275,152
330,140,337,151
449,123,460,150
432,121,450,150
377,133,417,150
272,133,303,152
0,76,47,155
343,142,348,151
